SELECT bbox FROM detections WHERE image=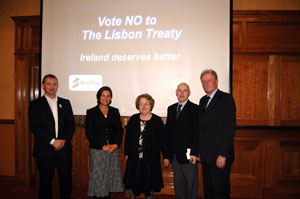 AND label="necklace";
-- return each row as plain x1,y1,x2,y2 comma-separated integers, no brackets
99,106,108,111
140,113,152,121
